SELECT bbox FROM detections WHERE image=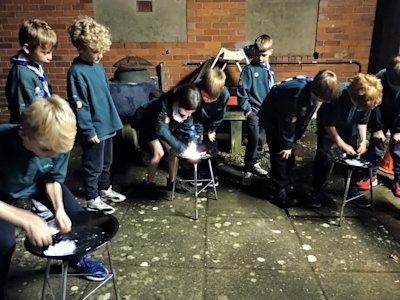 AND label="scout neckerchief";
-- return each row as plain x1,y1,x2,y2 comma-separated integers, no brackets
10,52,51,97
261,62,275,89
